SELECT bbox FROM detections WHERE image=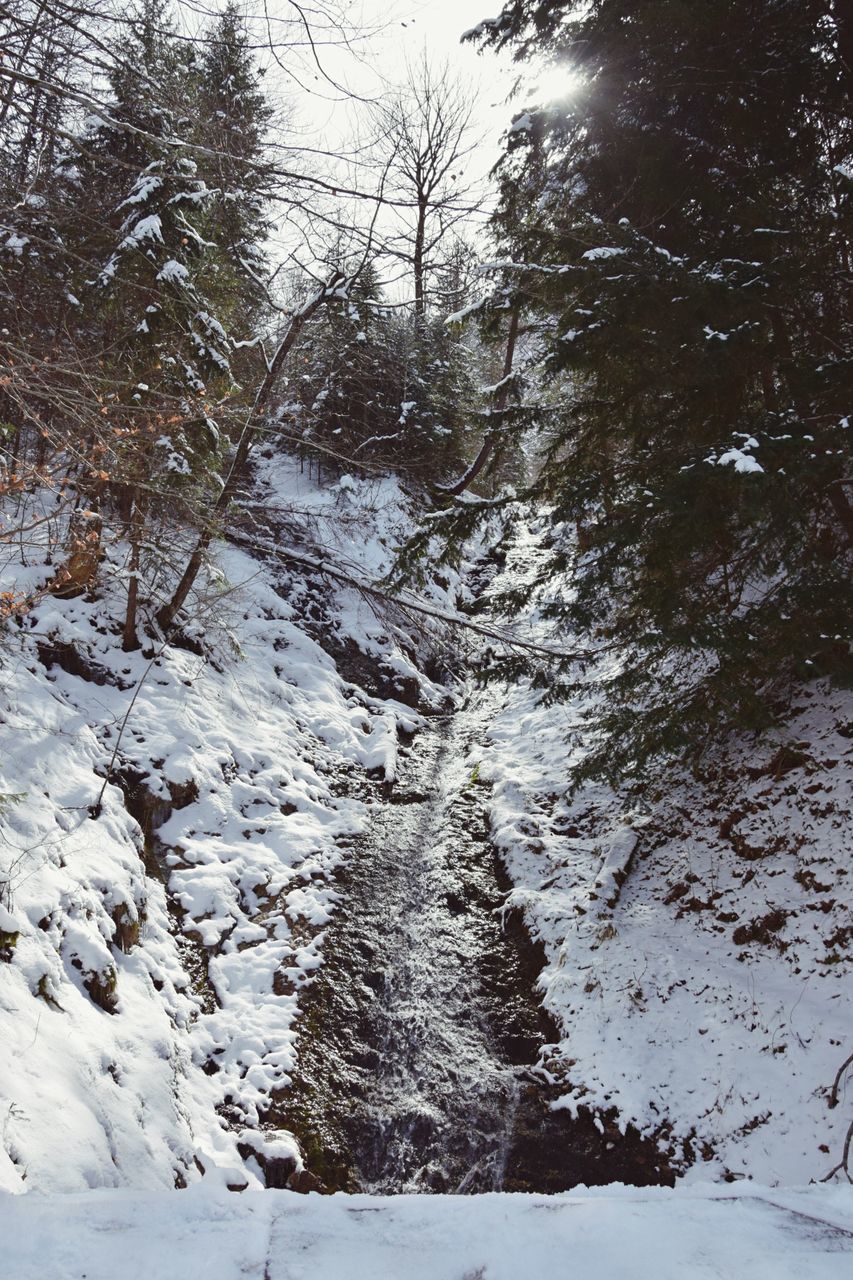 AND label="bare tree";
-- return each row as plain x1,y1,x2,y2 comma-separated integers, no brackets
375,55,480,324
